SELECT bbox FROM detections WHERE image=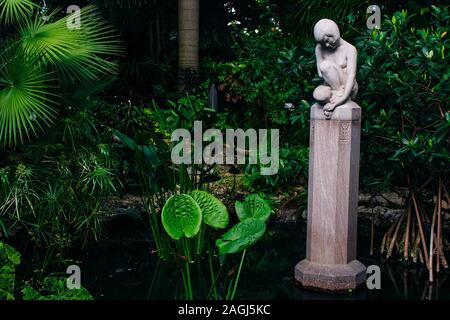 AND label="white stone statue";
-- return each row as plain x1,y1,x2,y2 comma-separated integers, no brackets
313,19,358,119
